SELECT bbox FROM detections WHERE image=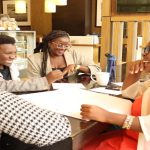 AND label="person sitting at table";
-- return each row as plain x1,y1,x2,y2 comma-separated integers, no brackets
0,89,72,150
122,41,150,99
80,87,150,150
0,34,71,149
0,34,63,92
80,43,150,149
27,30,101,82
